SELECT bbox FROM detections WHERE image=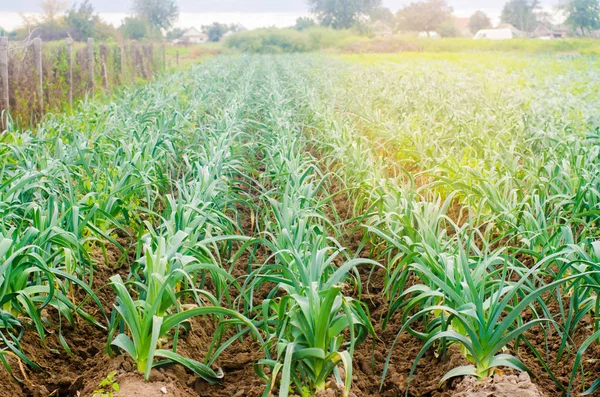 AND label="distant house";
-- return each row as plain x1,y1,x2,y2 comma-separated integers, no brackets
174,27,208,44
418,31,440,39
373,21,394,37
474,24,524,40
497,24,525,37
530,24,568,39
454,17,472,37
474,28,514,40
